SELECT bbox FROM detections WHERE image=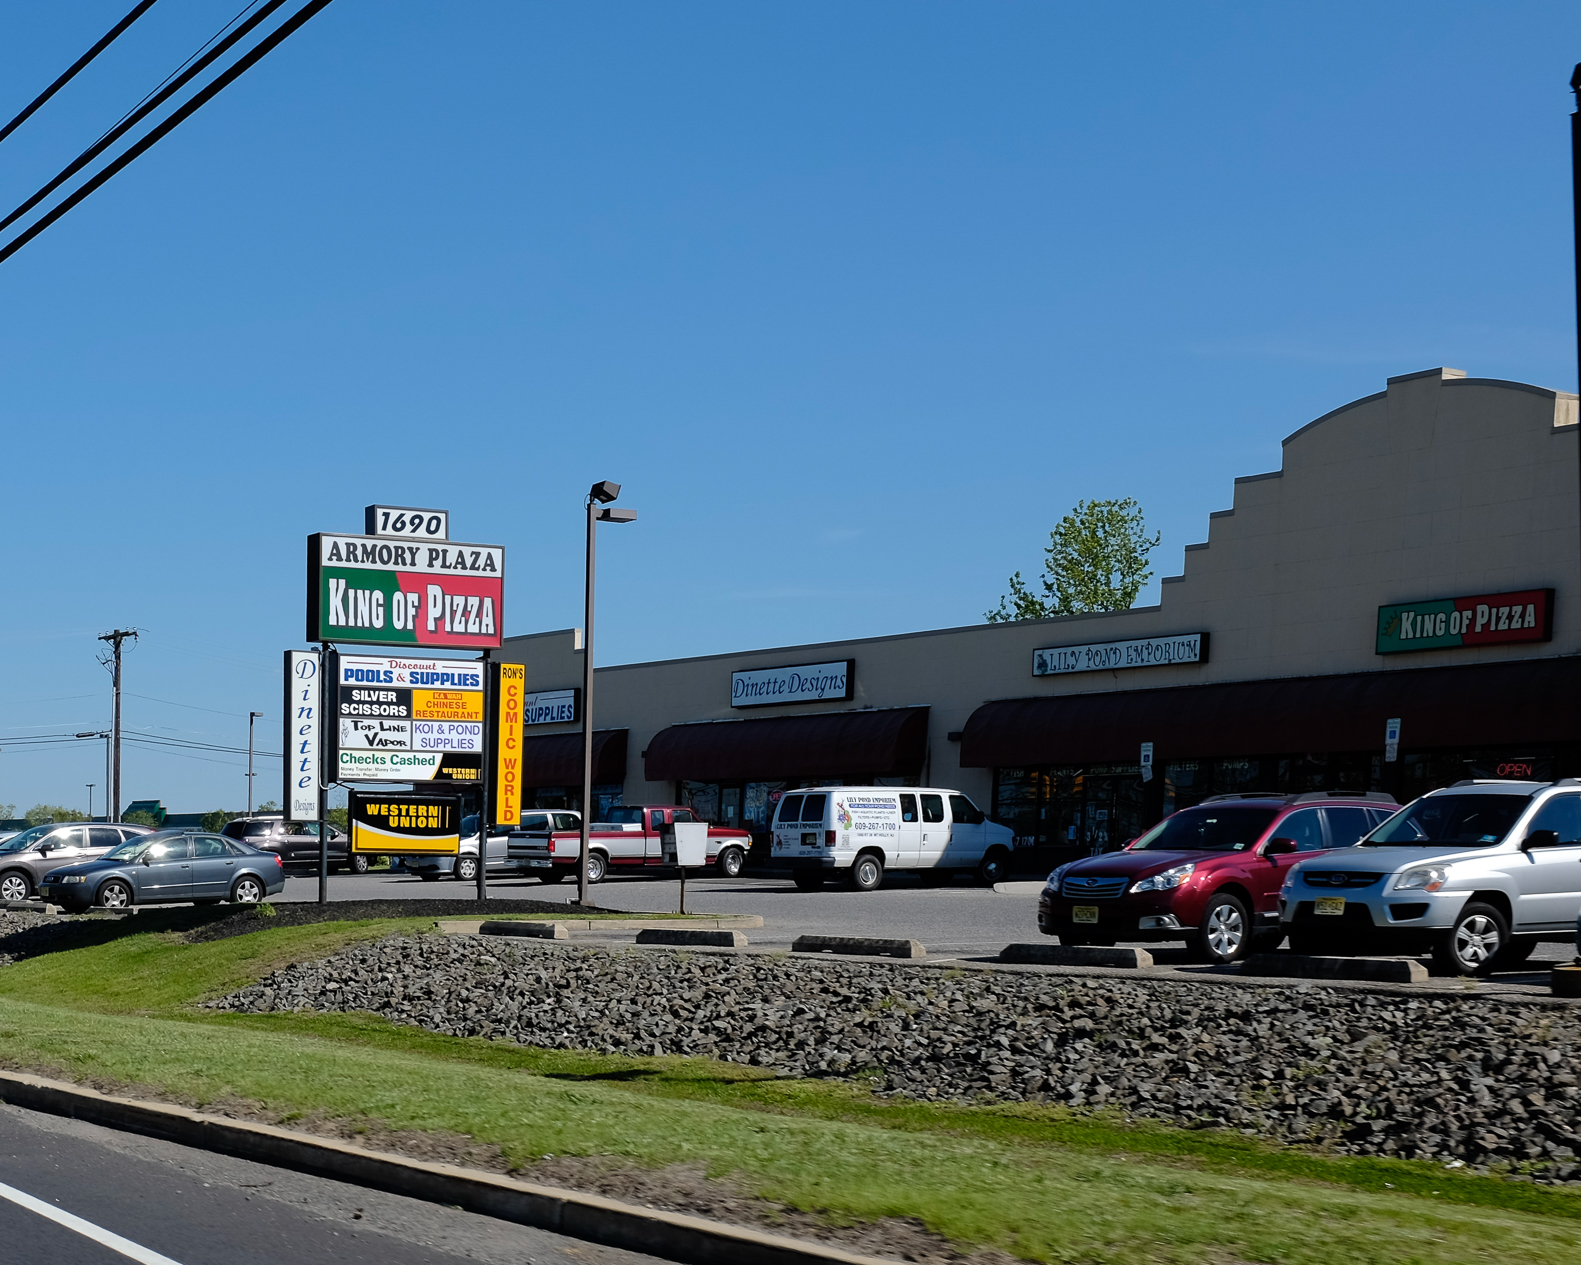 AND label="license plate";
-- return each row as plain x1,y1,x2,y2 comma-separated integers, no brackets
802,832,817,846
1314,896,1346,916
528,860,551,868
1071,906,1099,924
